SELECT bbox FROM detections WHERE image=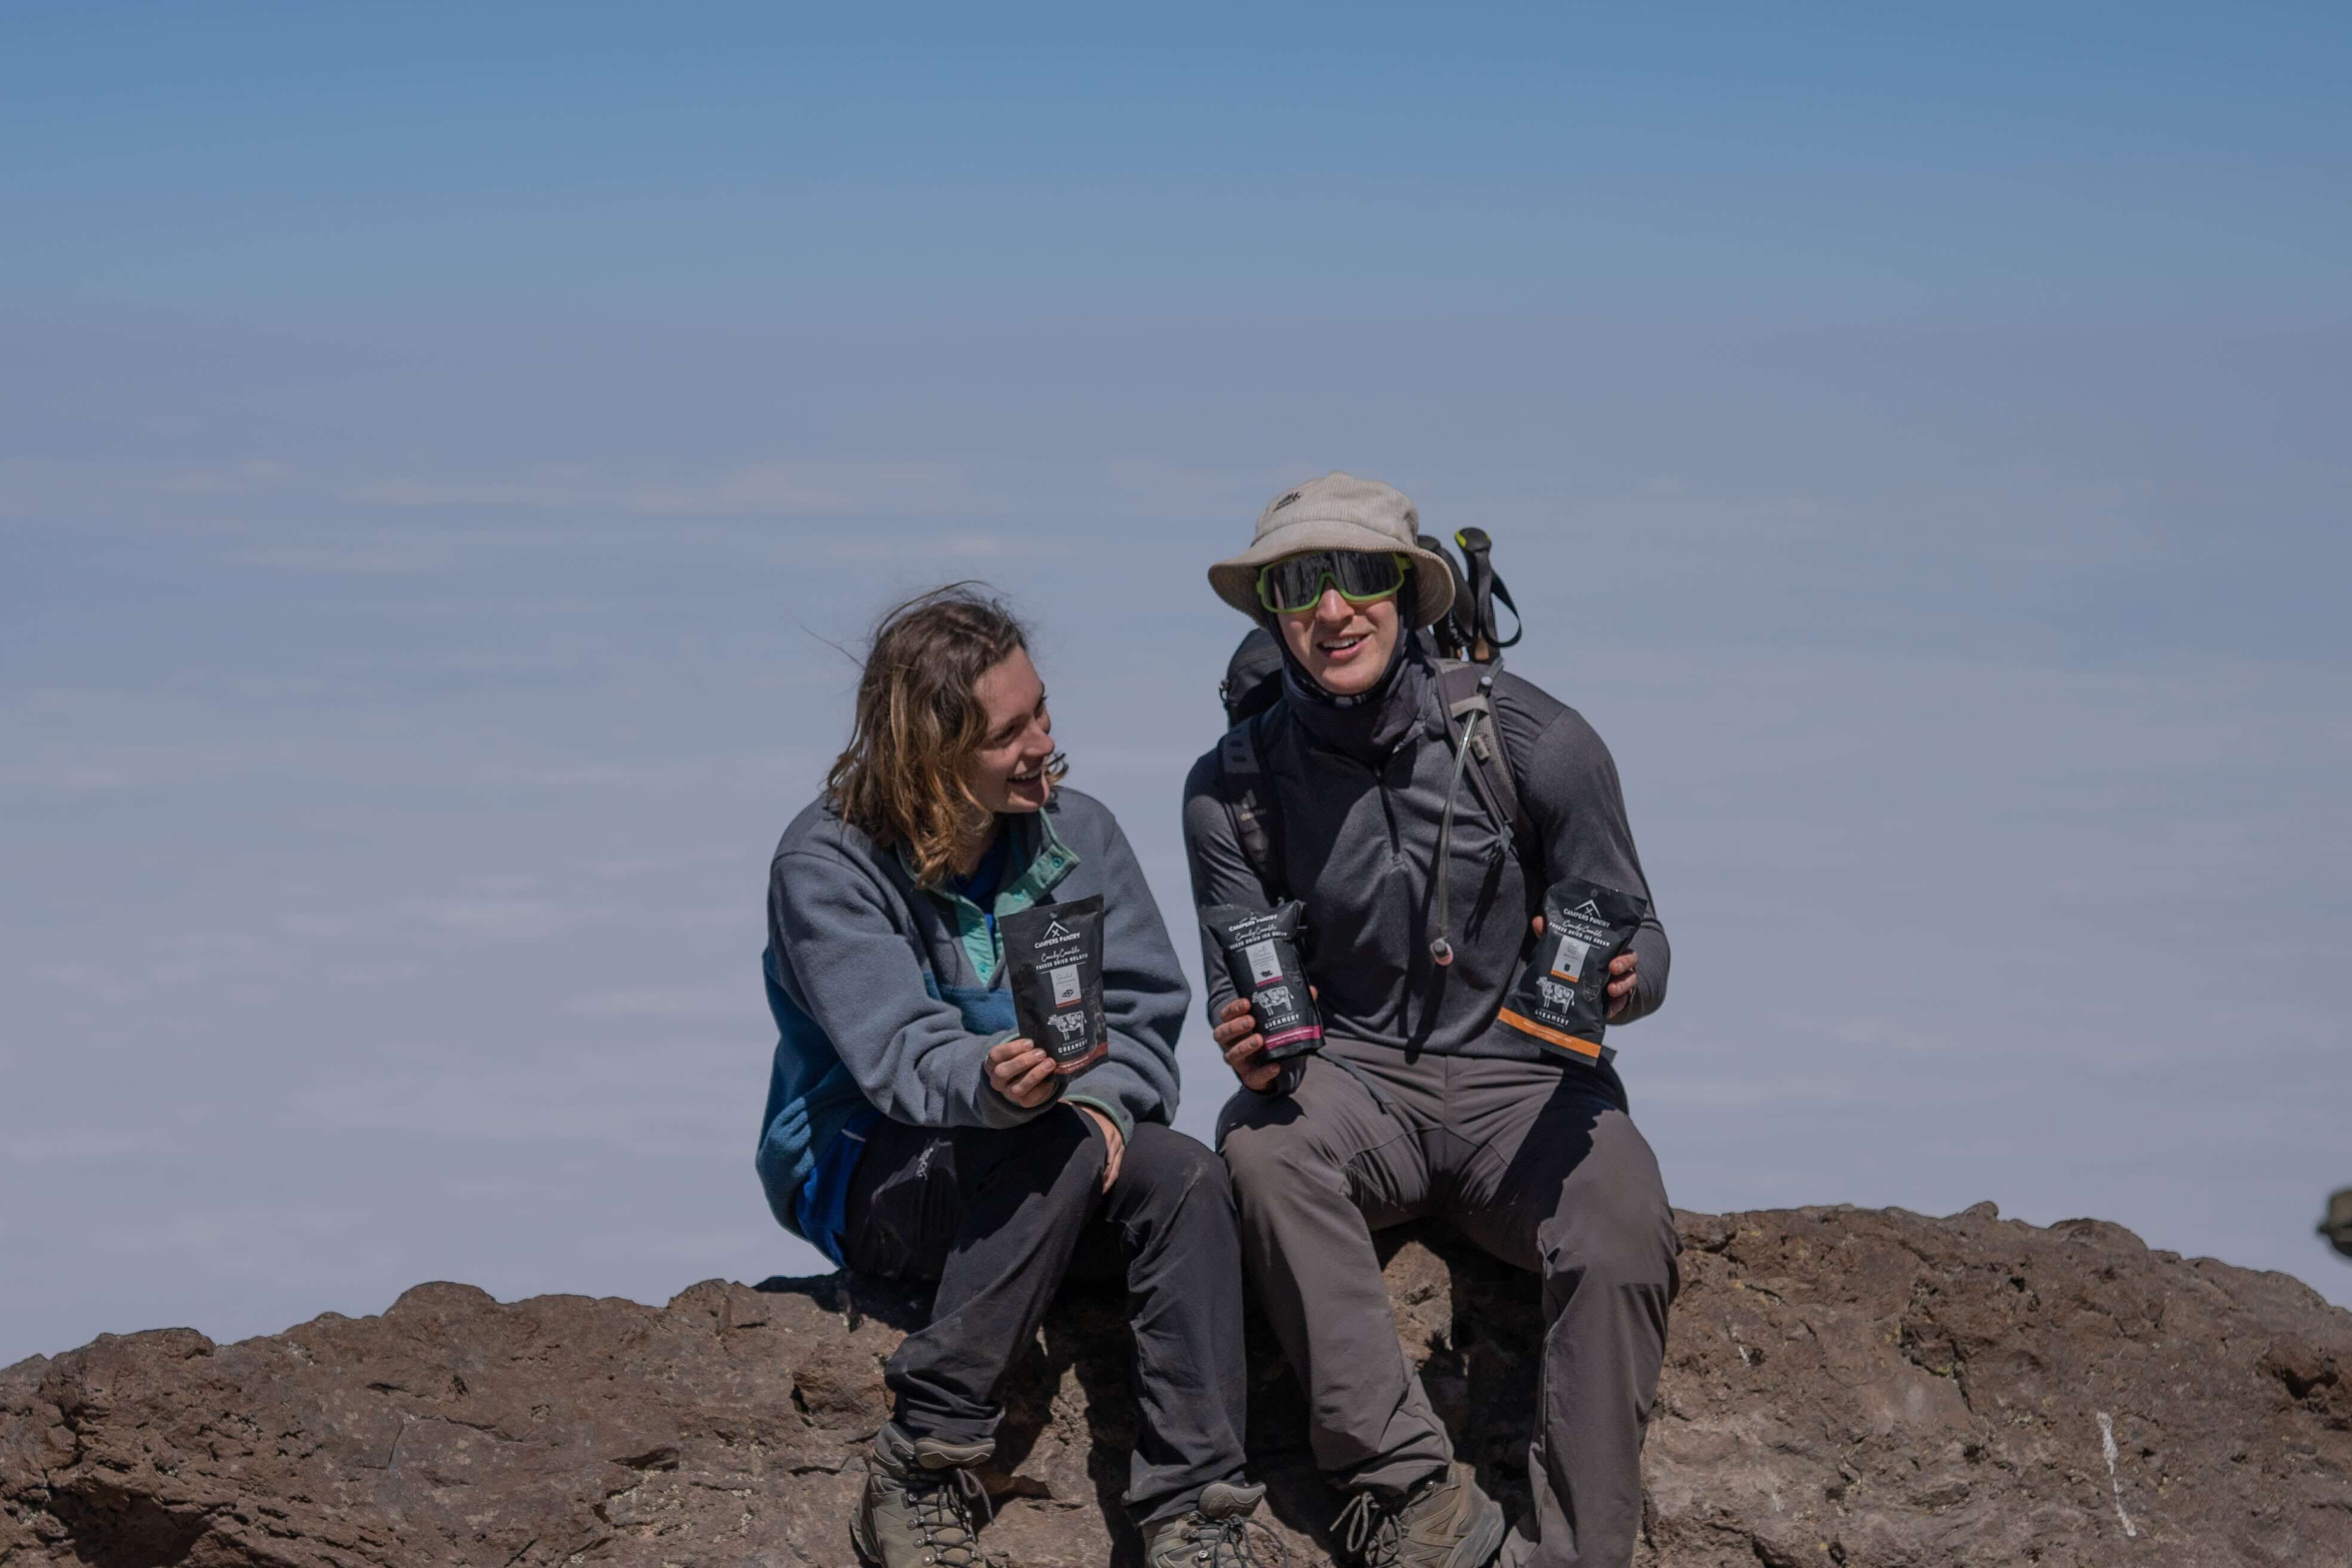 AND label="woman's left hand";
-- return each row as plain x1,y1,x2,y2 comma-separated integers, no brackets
1073,1105,1125,1192
986,1037,1060,1107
